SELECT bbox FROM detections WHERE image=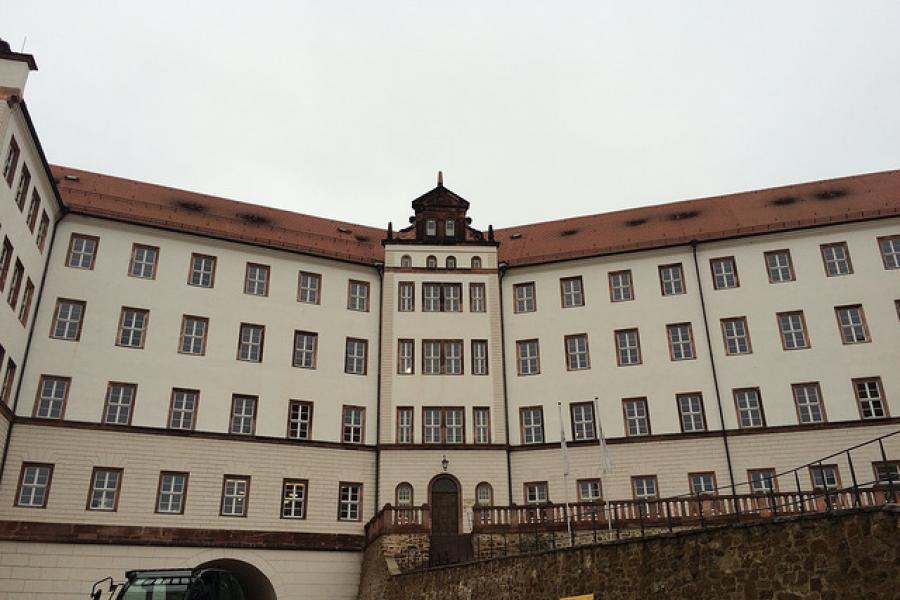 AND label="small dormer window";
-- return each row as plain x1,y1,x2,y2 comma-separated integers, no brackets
400,255,412,268
426,220,437,237
445,220,455,237
446,256,457,269
471,256,482,269
426,255,437,269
